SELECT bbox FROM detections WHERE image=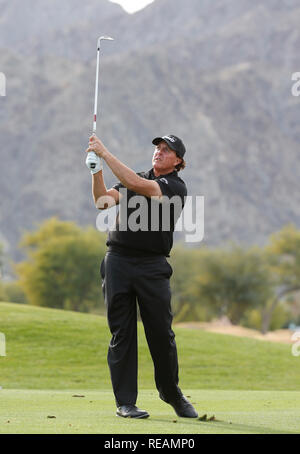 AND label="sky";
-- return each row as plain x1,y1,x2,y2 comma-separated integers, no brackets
109,0,155,14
